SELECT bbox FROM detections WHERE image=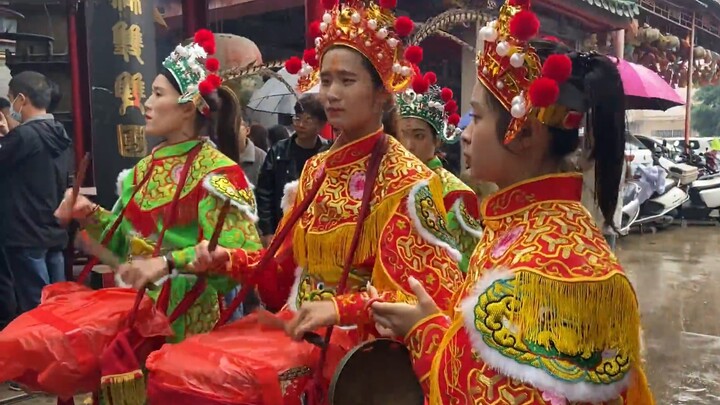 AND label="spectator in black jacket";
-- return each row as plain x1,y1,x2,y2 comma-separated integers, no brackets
0,71,71,314
256,94,330,246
